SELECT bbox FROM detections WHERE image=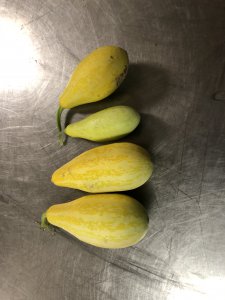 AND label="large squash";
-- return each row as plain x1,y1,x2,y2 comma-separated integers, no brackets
51,142,153,193
42,194,149,249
